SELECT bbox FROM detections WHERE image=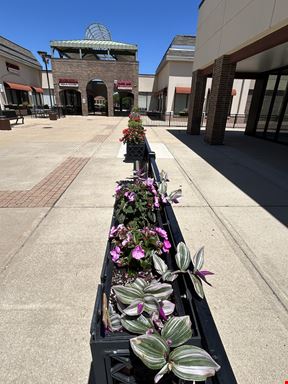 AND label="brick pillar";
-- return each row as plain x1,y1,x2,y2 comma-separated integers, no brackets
107,85,114,117
187,70,207,135
245,76,268,136
205,56,236,144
